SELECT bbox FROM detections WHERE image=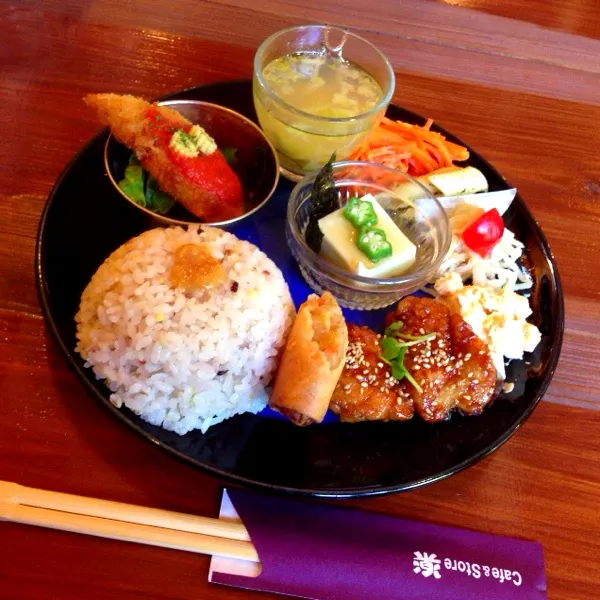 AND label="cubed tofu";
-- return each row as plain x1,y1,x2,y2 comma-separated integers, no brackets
318,194,417,278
